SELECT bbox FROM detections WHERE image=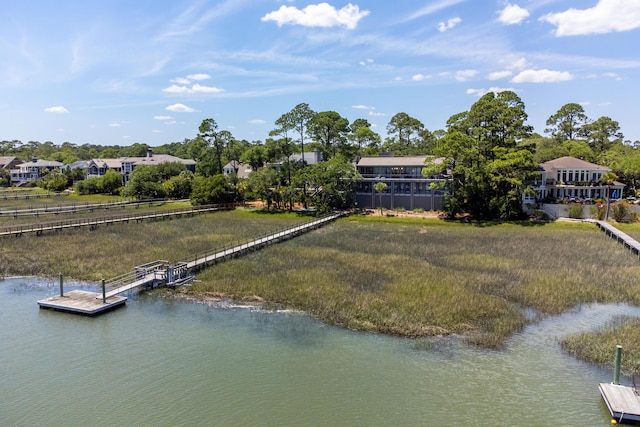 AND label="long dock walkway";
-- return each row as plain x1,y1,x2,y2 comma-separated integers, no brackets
186,212,343,270
586,219,640,256
2,203,233,237
38,212,344,315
